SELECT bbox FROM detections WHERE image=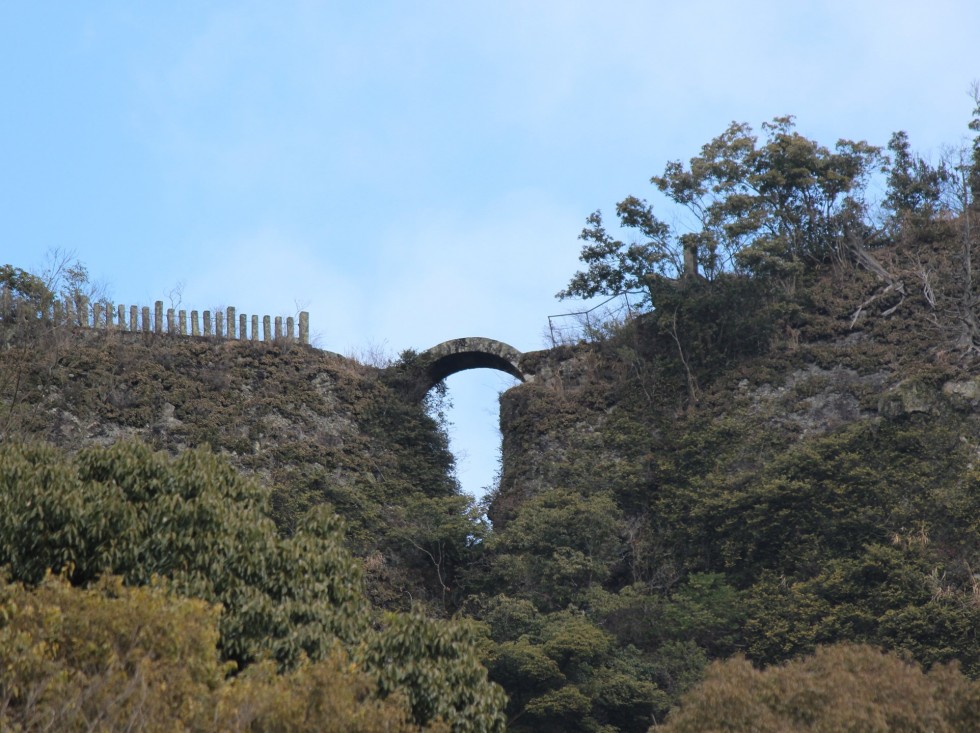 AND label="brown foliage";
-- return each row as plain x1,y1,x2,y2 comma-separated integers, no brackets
0,574,441,732
657,643,980,732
